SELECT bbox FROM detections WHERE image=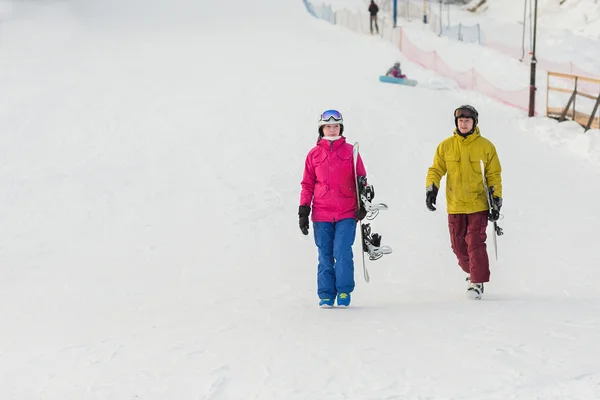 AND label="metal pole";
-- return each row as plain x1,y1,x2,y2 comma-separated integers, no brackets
528,0,538,117
393,0,397,28
529,0,534,49
439,0,442,36
423,0,427,23
520,0,527,61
